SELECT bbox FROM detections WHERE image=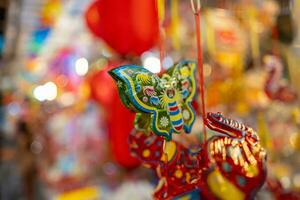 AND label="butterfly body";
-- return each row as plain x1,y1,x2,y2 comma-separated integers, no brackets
168,101,183,132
